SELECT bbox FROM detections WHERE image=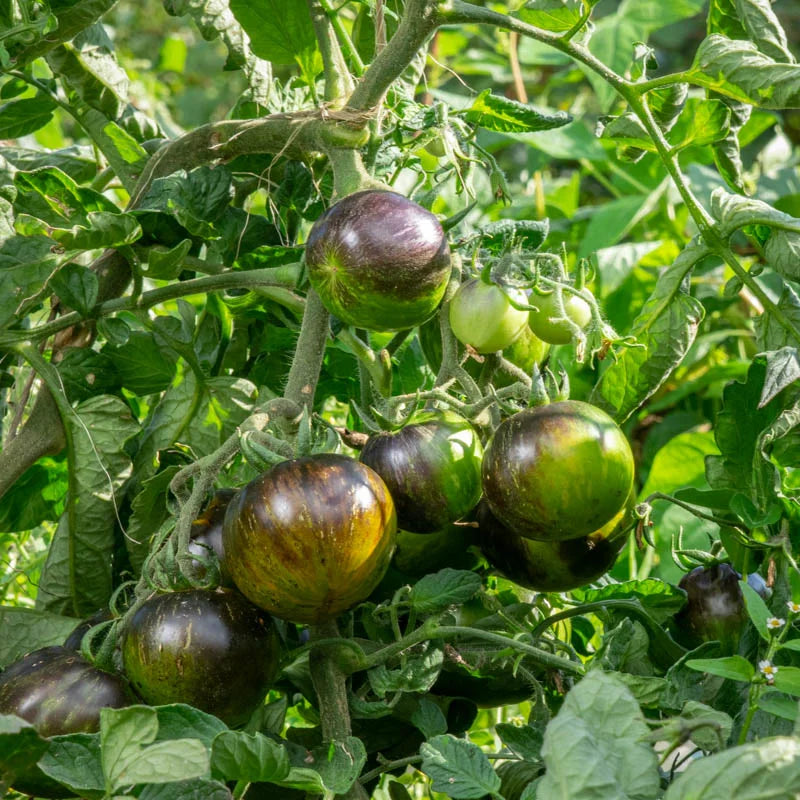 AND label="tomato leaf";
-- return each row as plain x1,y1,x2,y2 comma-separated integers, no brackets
0,608,78,669
684,655,755,682
463,90,572,134
138,779,234,800
409,569,482,615
420,734,502,799
571,579,687,623
410,697,448,739
154,705,228,749
0,714,50,784
0,96,56,139
50,263,99,317
38,733,104,795
496,722,543,761
368,642,444,697
515,0,583,33
210,730,290,783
